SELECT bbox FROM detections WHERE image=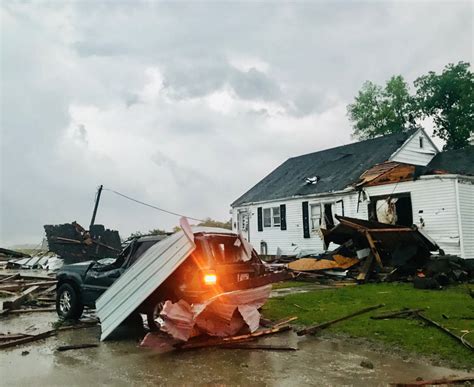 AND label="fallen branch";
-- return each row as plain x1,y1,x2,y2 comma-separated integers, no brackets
416,312,474,351
297,304,385,336
57,343,99,352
